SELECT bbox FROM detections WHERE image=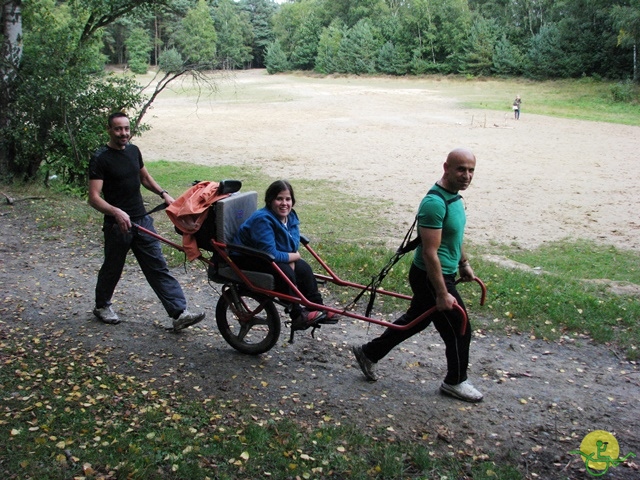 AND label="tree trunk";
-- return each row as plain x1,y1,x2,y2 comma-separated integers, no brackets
1,1,22,82
154,15,159,66
634,41,638,82
1,1,23,177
